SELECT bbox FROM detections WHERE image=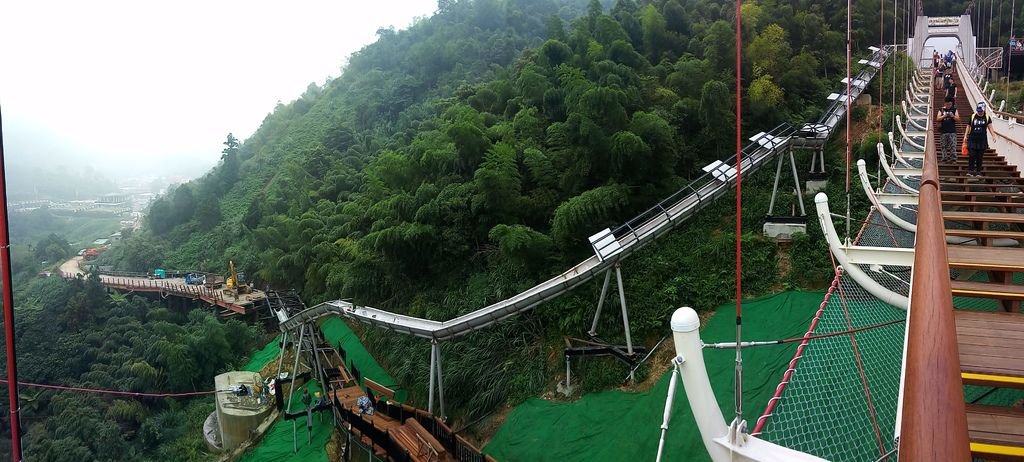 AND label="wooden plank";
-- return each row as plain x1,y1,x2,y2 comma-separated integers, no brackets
945,229,1024,240
966,404,1024,452
944,211,1024,223
957,326,1024,341
942,172,1024,180
942,200,1024,209
957,342,1024,362
951,280,1024,300
946,246,1024,272
941,182,1024,189
365,377,396,400
941,192,1024,199
958,350,1024,377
